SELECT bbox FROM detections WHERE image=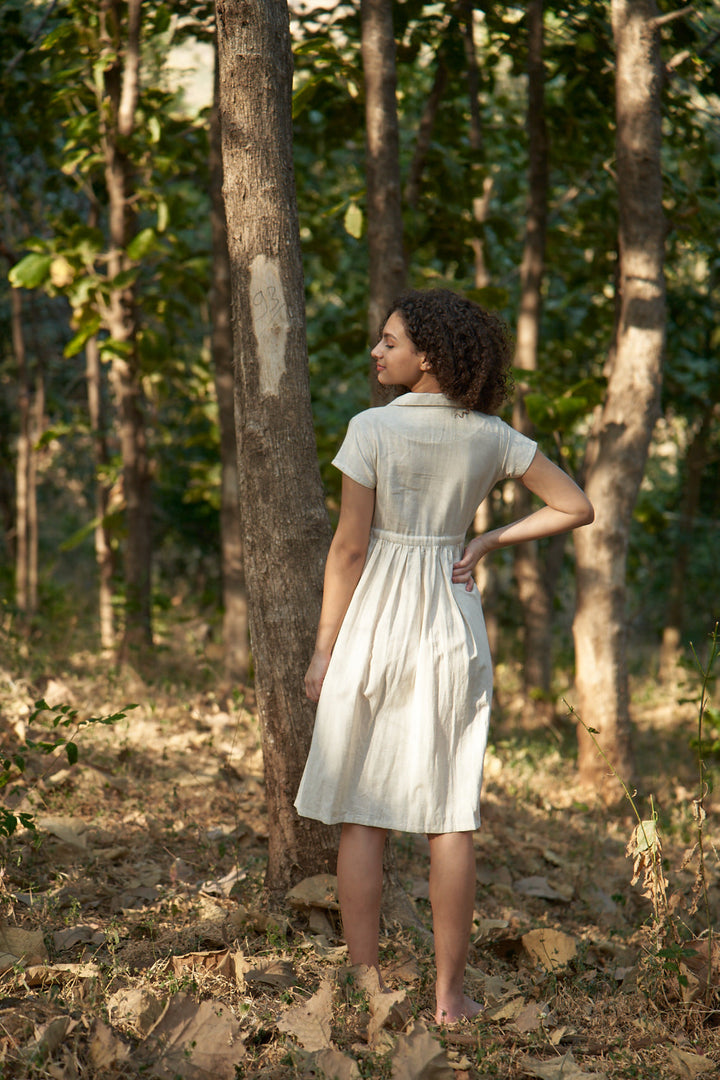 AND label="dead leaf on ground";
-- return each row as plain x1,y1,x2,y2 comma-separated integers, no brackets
514,876,573,902
286,873,340,911
172,948,244,987
668,1047,716,1077
368,987,411,1048
391,1021,454,1079
485,996,526,1022
107,986,164,1036
141,992,244,1079
309,1047,362,1079
53,925,106,951
277,978,334,1051
473,918,509,942
0,924,47,970
309,907,336,936
243,956,297,989
521,1052,607,1079
32,1015,74,1055
200,866,247,896
522,929,578,972
24,962,101,986
88,1019,131,1069
514,1001,552,1033
340,962,383,997
37,816,89,849
383,950,421,984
